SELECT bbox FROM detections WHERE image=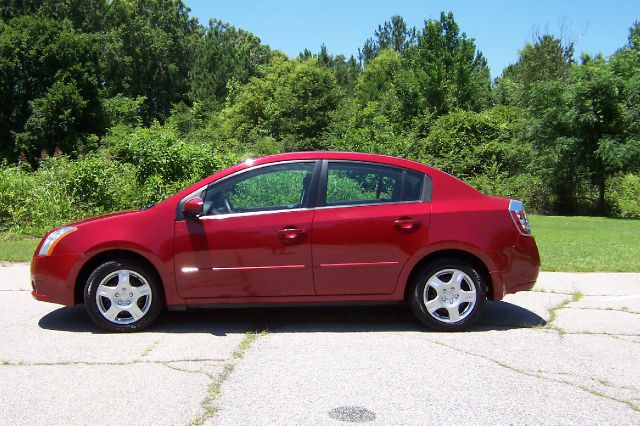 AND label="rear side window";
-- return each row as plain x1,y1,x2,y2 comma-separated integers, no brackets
325,162,424,206
403,170,424,202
